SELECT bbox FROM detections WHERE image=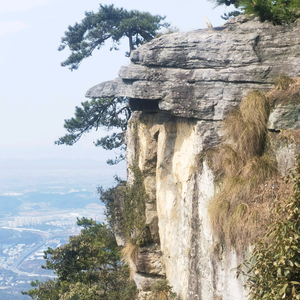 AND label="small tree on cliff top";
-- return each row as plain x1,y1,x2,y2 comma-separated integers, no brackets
59,4,169,71
210,0,300,24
